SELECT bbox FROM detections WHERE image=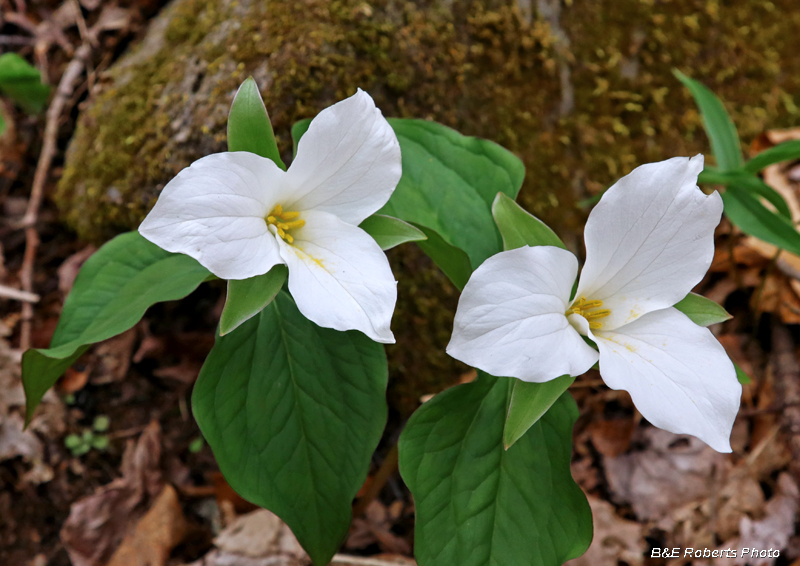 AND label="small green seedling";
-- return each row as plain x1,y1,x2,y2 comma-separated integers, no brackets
64,415,111,456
